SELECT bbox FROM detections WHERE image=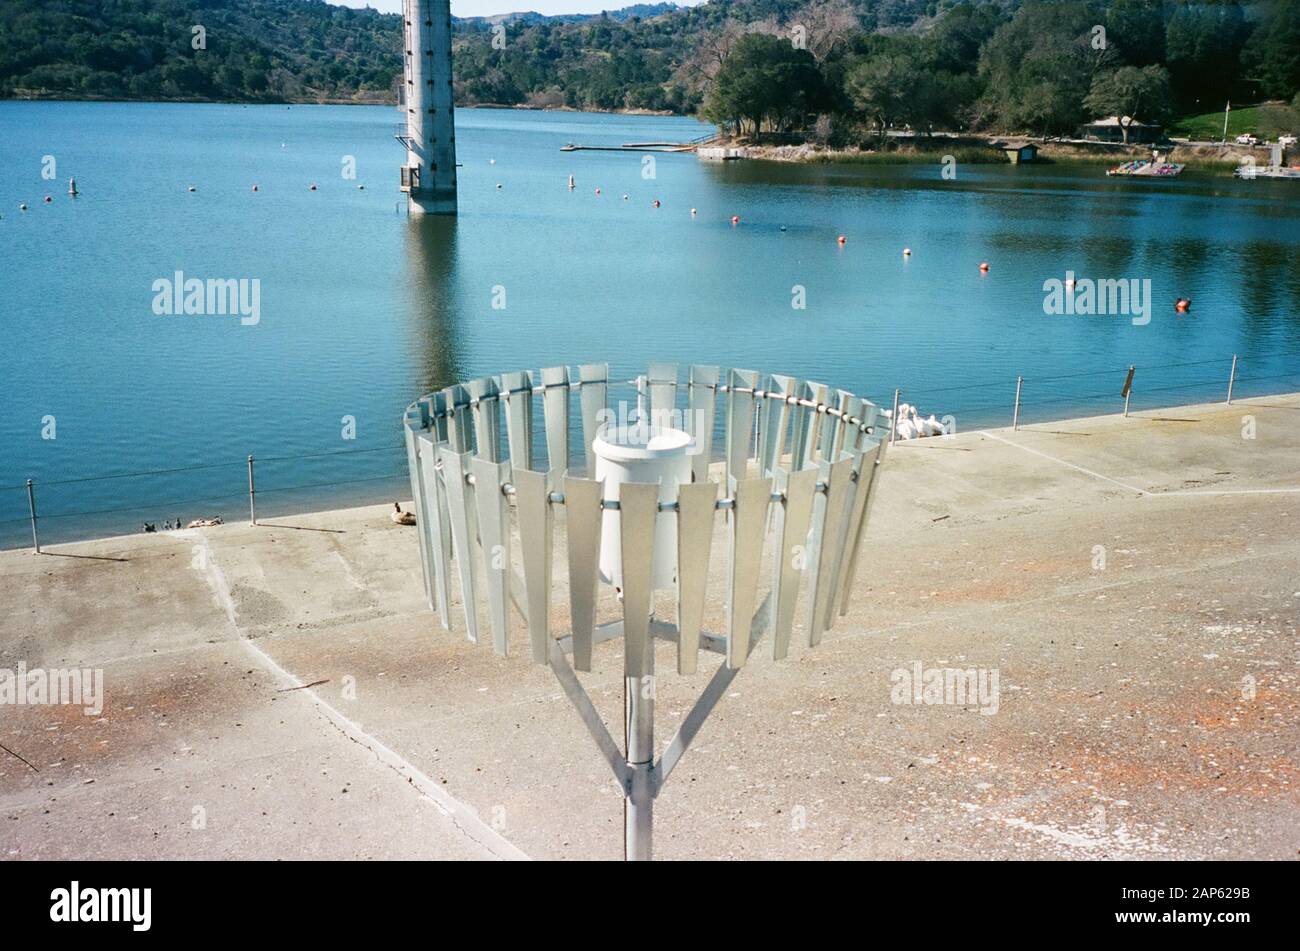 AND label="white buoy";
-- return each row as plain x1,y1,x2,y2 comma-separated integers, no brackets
568,175,575,190
68,177,78,196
